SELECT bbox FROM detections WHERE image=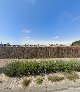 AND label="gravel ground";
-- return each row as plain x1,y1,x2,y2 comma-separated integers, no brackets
1,79,80,92
0,73,80,92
